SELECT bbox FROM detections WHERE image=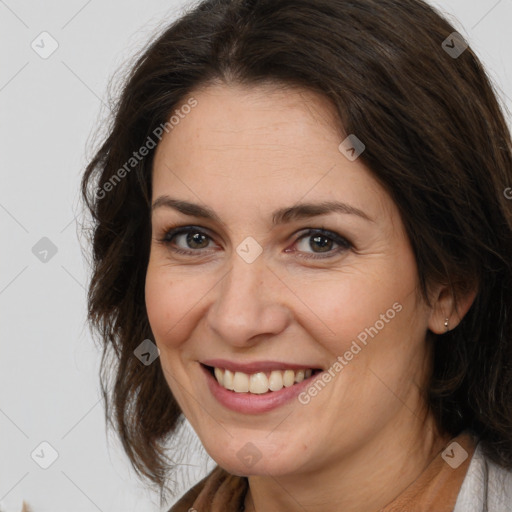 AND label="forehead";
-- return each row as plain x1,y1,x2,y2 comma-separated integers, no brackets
151,82,394,226
154,82,343,171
